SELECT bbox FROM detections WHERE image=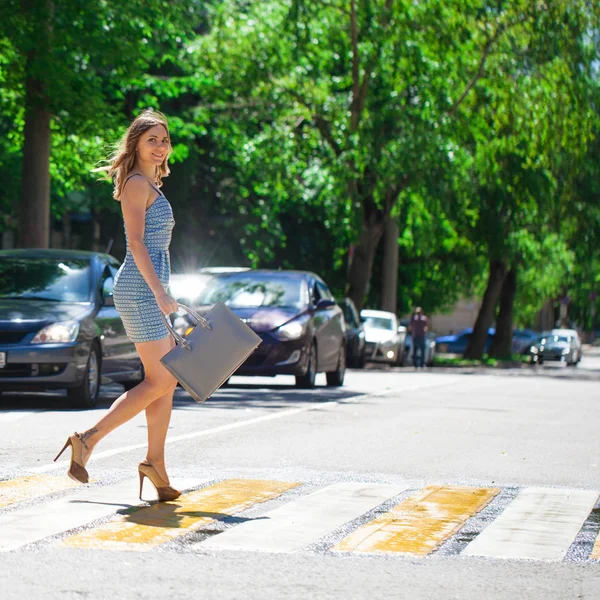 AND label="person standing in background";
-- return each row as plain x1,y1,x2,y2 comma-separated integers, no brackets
410,307,428,369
